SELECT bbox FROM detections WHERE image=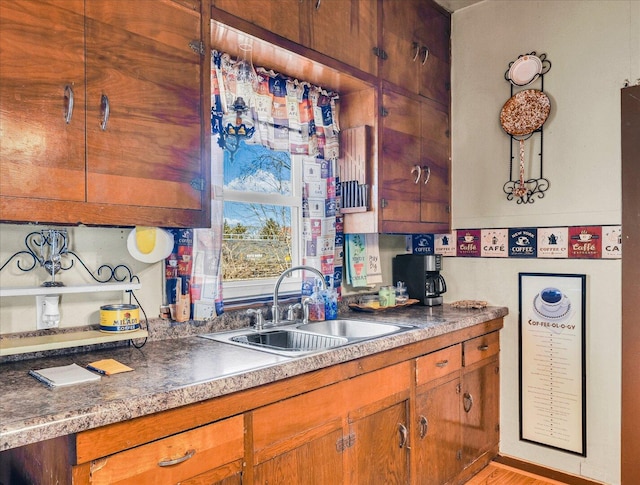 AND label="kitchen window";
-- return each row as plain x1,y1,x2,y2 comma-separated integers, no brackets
221,140,303,300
